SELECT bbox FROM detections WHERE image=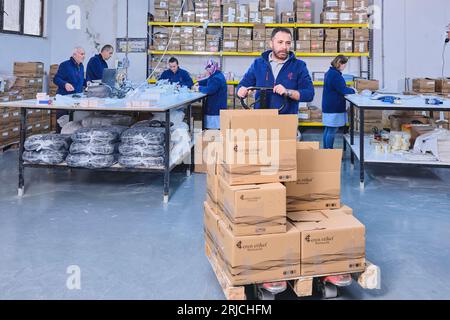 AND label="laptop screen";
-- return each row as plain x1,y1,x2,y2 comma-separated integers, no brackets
102,69,117,88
